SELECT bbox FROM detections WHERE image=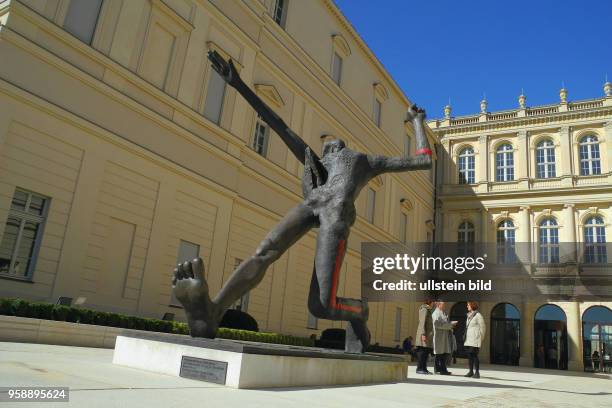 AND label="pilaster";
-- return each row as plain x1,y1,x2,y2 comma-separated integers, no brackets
559,126,574,186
